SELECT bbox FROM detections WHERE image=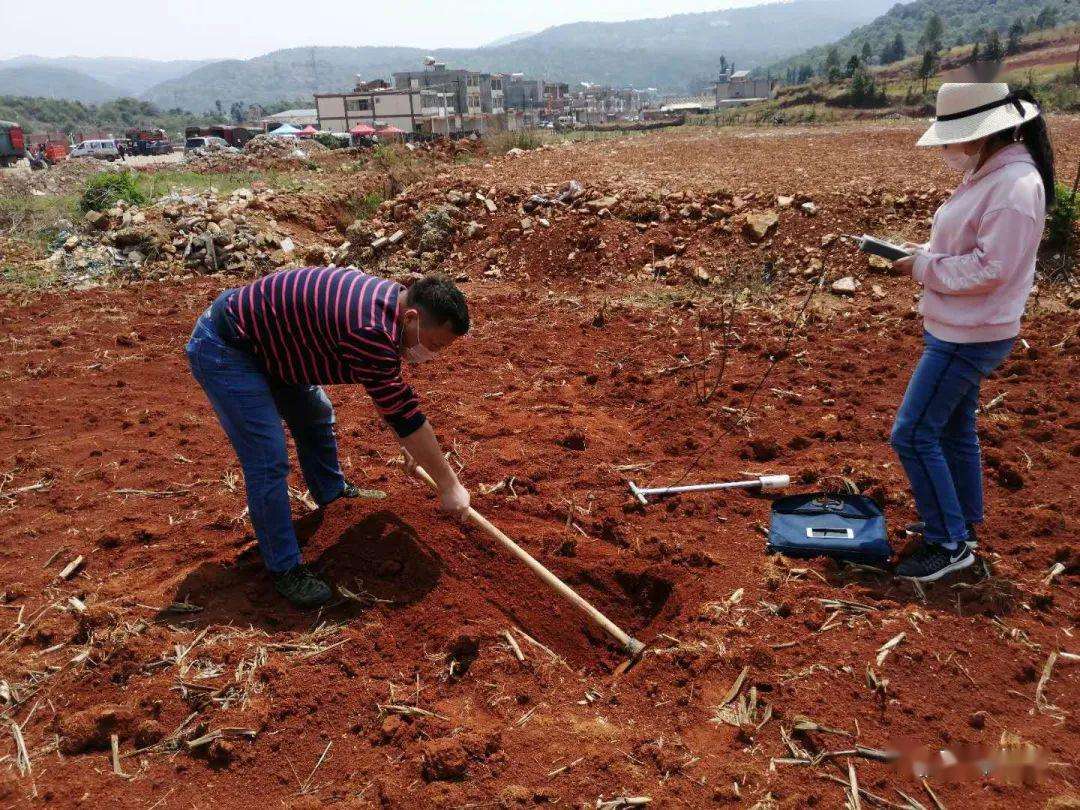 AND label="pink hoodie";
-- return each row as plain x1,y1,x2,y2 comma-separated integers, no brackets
912,143,1046,343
